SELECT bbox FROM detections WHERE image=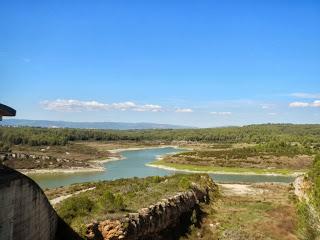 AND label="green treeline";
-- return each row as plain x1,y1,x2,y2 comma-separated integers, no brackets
178,142,313,159
1,123,320,147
